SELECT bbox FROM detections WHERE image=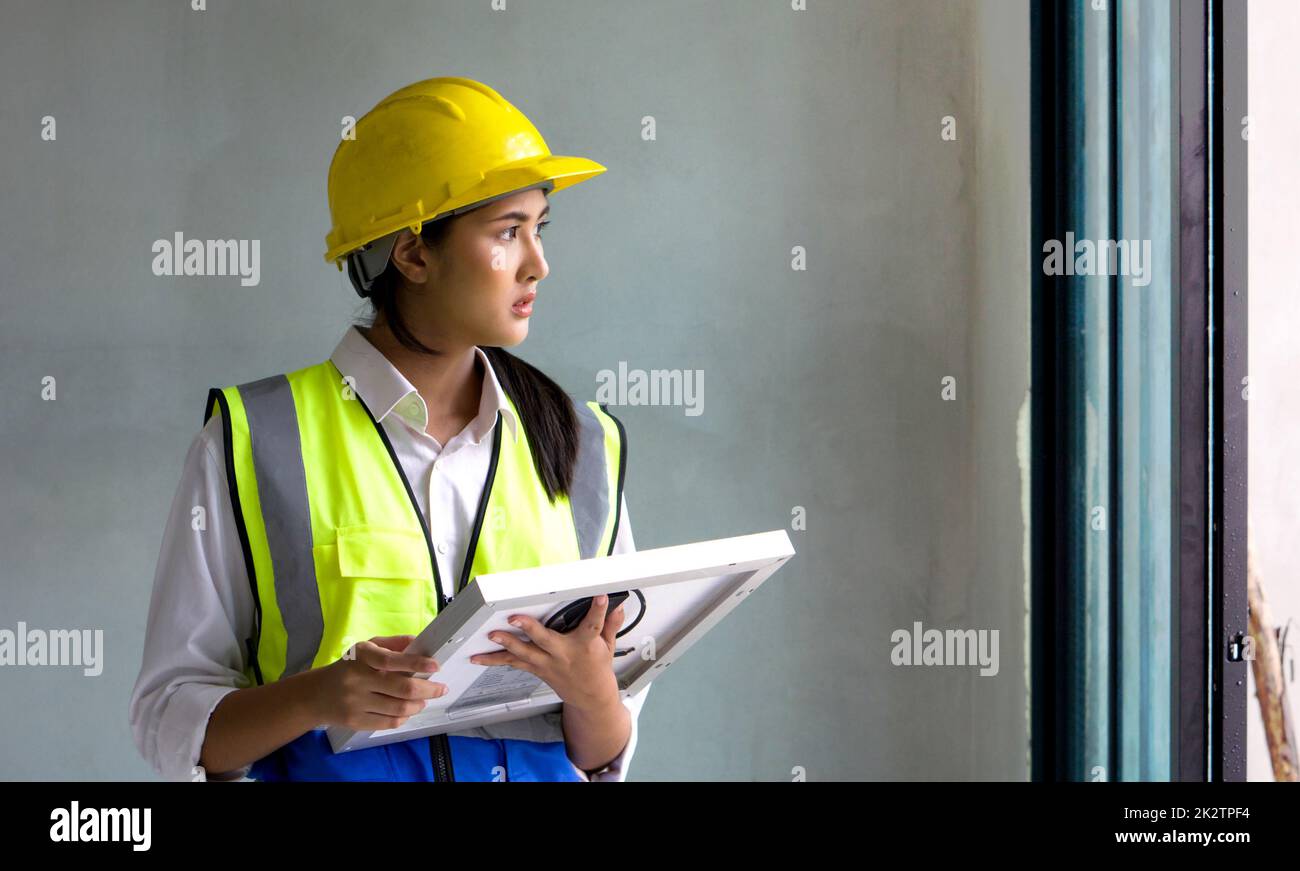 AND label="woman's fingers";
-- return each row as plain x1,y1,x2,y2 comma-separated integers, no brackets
577,595,609,638
469,650,539,674
368,634,415,651
356,639,440,675
364,693,427,718
373,672,447,701
478,627,546,668
501,613,557,652
601,603,625,646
